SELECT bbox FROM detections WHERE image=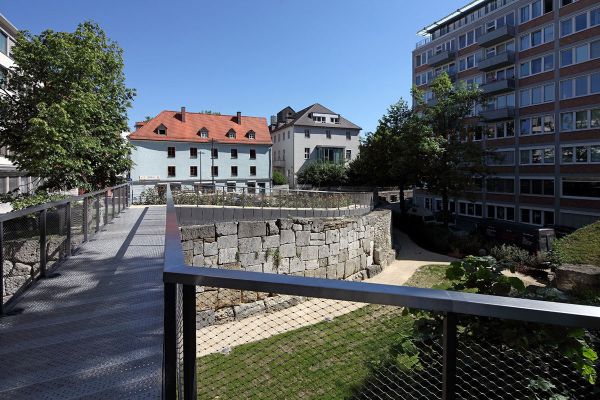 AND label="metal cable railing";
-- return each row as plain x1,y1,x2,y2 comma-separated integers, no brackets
0,183,130,314
162,183,600,400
